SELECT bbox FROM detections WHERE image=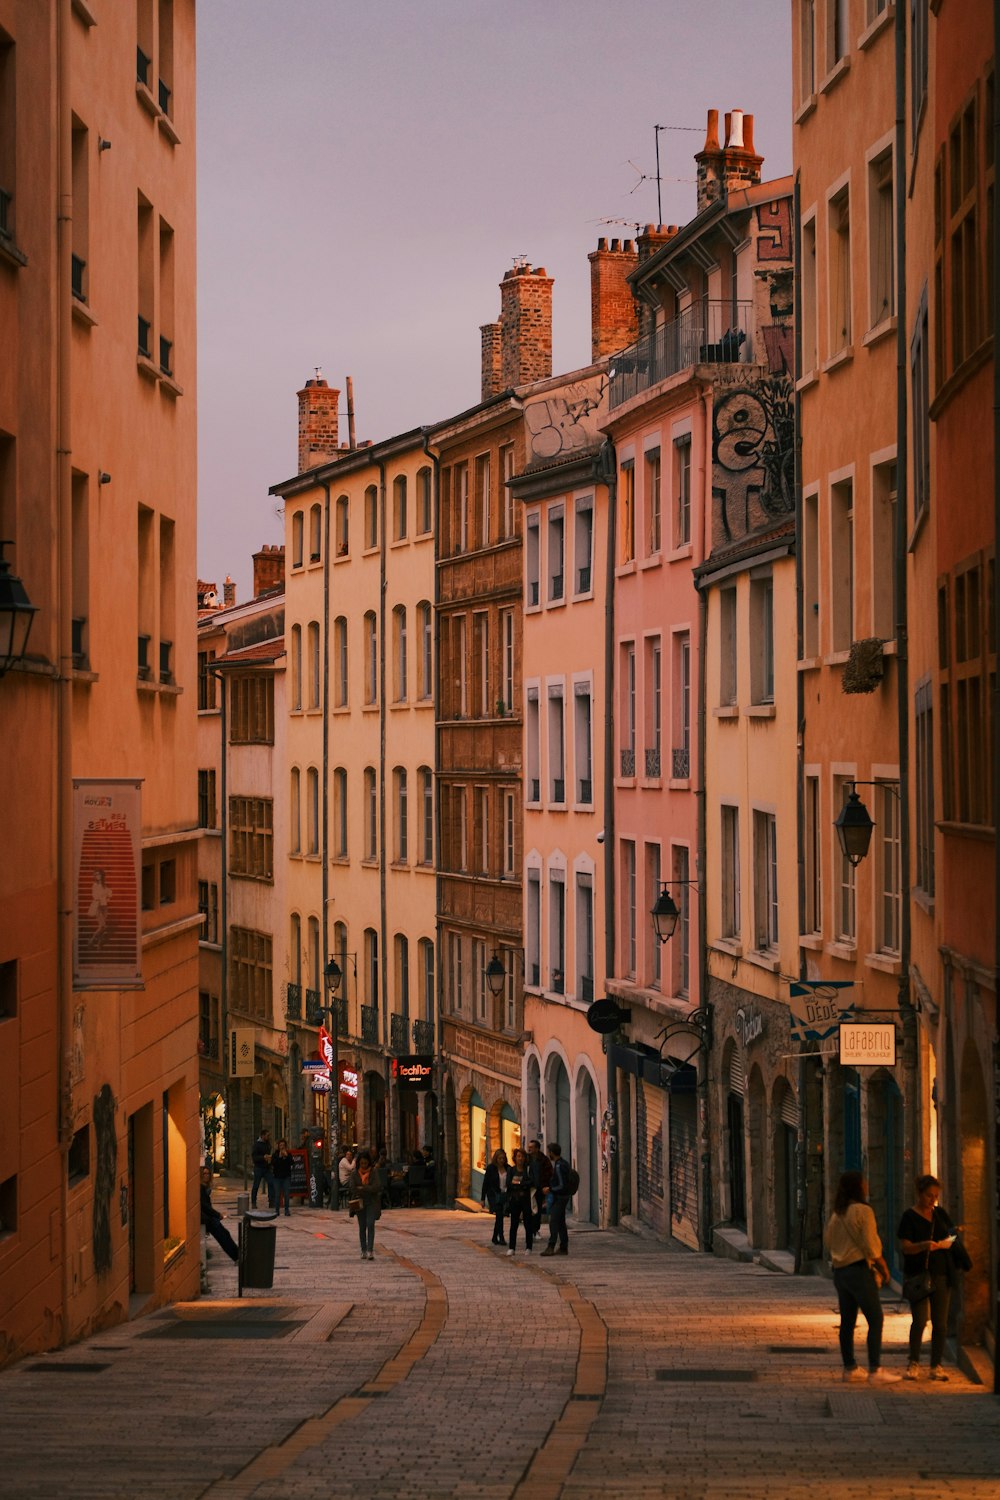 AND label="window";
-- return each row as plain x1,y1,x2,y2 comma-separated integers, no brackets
335,495,349,556
830,477,854,651
199,991,220,1060
500,609,514,714
828,184,851,353
393,606,408,702
574,683,593,804
364,611,377,705
450,931,465,1012
418,602,433,700
229,927,273,1020
526,512,541,607
721,805,741,939
798,0,815,103
574,497,594,594
334,616,348,707
137,193,154,359
198,769,217,829
333,767,348,858
419,938,435,1021
720,586,737,704
549,872,566,993
474,454,490,548
501,444,515,539
364,928,379,1006
474,786,488,873
309,502,322,562
828,0,849,69
395,935,410,1017
454,462,468,553
473,612,489,716
911,0,928,147
419,767,434,865
503,789,516,877
911,291,930,526
197,881,219,946
671,845,691,998
548,686,565,803
575,874,594,1002
456,786,467,872
0,34,18,248
290,624,302,710
157,215,175,374
645,447,661,555
137,504,154,675
227,675,271,744
526,687,540,802
364,767,377,860
308,917,320,994
804,775,822,934
307,621,320,709
417,467,432,534
197,649,217,711
672,632,691,778
749,575,774,705
802,490,820,657
673,436,691,549
645,843,662,989
914,681,934,898
877,784,901,955
621,841,636,978
472,938,486,1025
364,484,378,550
526,870,541,986
548,506,565,601
644,637,662,778
393,475,407,540
620,642,636,777
455,614,467,716
289,767,301,854
834,779,857,942
394,768,408,863
291,510,303,569
752,811,779,952
801,216,818,373
868,146,894,328
159,516,175,683
950,557,993,826
157,0,174,116
620,460,635,563
871,460,897,640
305,769,319,856
71,117,89,304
